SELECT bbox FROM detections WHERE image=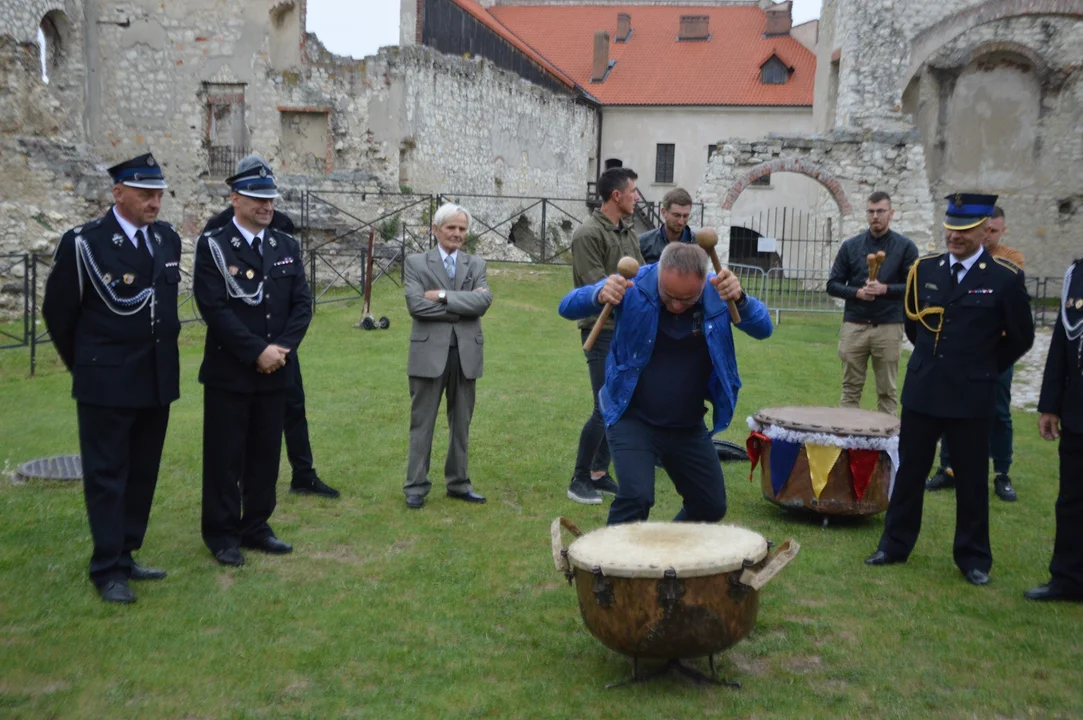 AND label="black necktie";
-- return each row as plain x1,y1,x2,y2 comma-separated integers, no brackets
252,235,262,257
951,262,964,288
135,229,153,277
